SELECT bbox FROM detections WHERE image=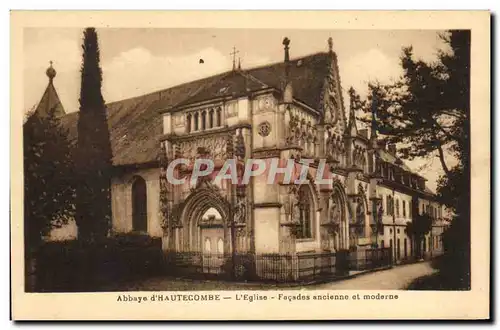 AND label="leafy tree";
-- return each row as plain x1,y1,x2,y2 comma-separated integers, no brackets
351,30,470,289
75,27,113,244
406,214,432,259
23,108,76,251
